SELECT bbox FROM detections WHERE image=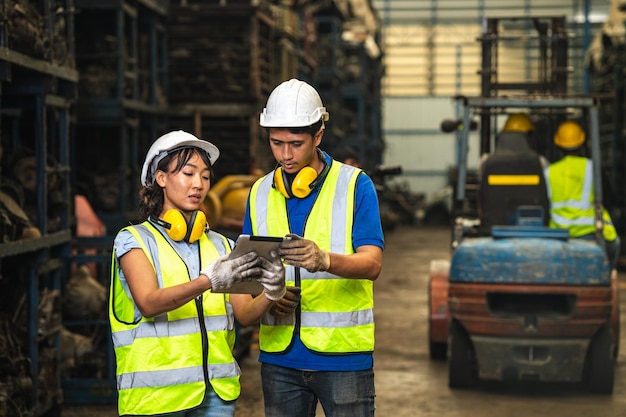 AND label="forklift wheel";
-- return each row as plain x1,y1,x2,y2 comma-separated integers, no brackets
448,321,477,389
585,325,616,394
429,341,447,361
